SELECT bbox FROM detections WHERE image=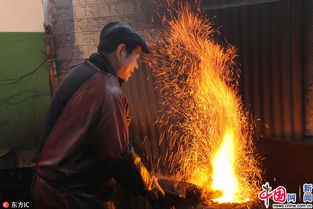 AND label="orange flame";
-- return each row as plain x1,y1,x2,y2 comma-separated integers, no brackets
148,2,261,204
211,128,238,202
